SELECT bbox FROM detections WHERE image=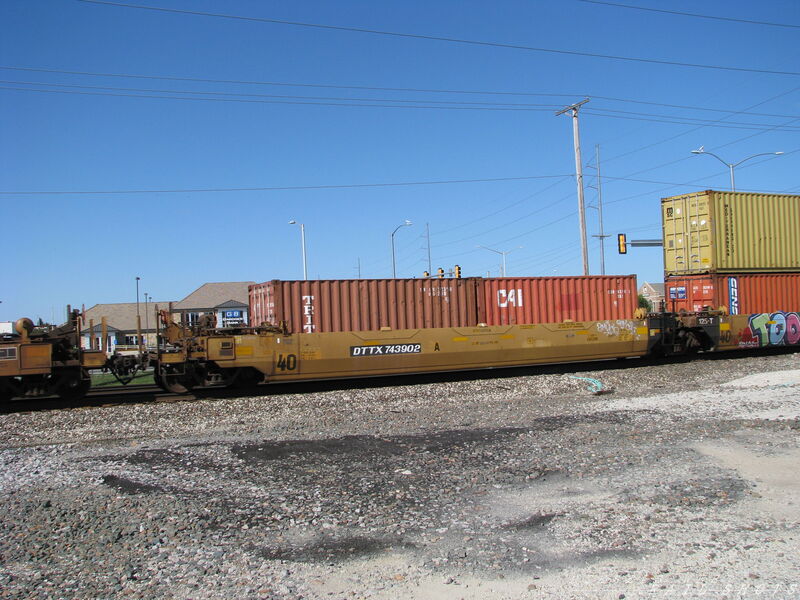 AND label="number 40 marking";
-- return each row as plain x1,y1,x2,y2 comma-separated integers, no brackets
276,354,297,371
